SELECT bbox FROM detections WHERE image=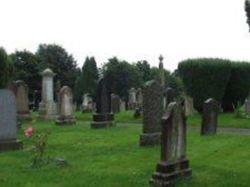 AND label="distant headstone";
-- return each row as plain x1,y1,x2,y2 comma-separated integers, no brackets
15,80,31,120
140,80,163,146
111,94,120,114
38,68,58,119
150,102,192,186
91,78,114,128
128,88,137,109
56,86,76,125
0,89,22,152
245,96,250,113
201,98,219,135
120,100,126,112
136,88,143,107
82,93,93,112
184,95,195,116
